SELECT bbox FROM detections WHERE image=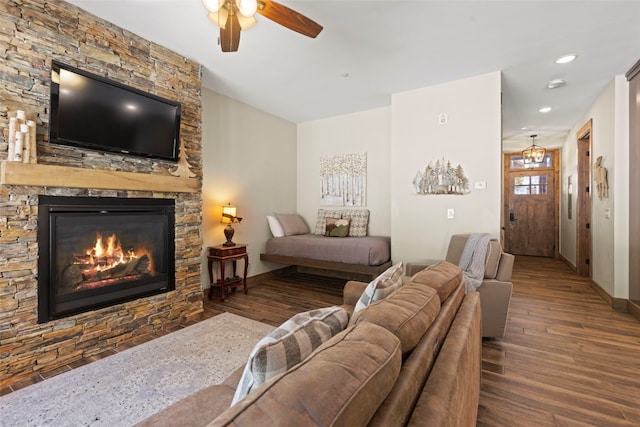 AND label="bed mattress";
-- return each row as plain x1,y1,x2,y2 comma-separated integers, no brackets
265,234,391,266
